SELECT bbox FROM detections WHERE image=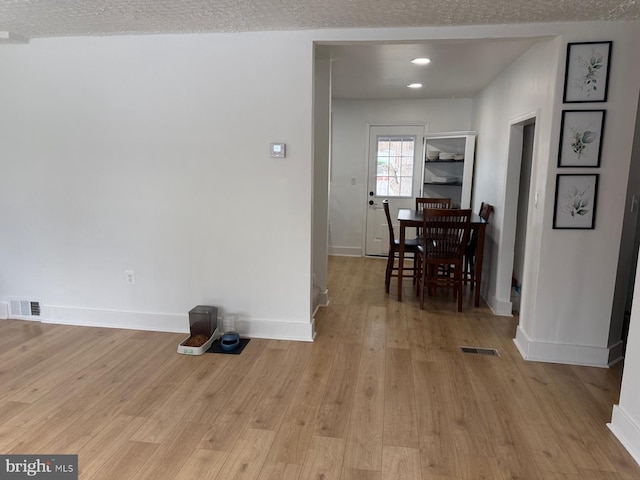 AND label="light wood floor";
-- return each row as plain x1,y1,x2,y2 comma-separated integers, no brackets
1,256,639,479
